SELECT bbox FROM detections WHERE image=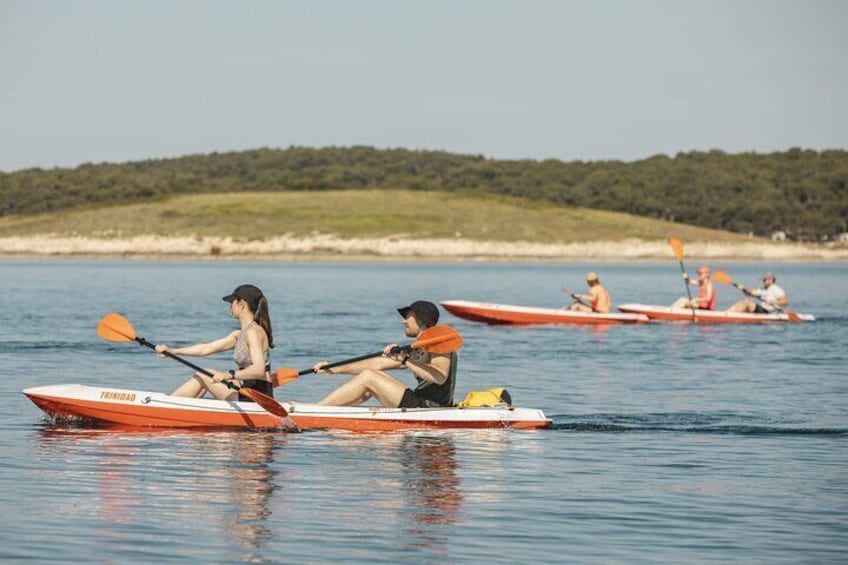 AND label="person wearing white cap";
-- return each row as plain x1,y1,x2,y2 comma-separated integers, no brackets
671,265,717,310
314,301,457,408
567,272,612,313
727,272,788,313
